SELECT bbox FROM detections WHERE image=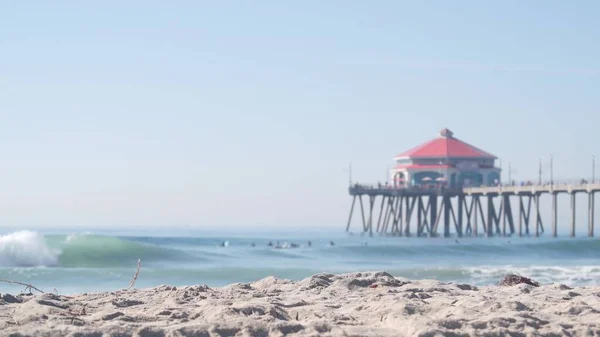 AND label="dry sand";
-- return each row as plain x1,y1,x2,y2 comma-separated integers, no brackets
1,271,599,337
